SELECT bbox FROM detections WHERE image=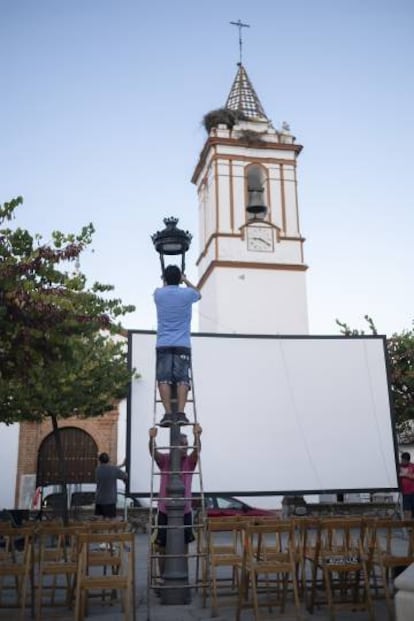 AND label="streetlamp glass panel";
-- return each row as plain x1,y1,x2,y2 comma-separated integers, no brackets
162,243,185,254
